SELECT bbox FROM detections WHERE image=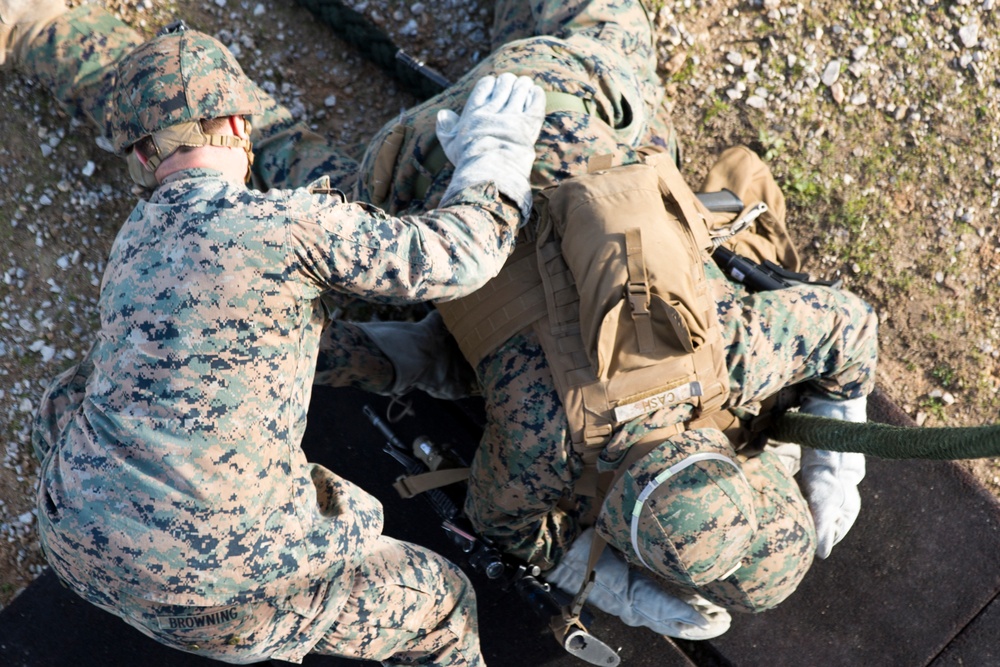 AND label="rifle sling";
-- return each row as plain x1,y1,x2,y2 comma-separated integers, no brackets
393,467,470,499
